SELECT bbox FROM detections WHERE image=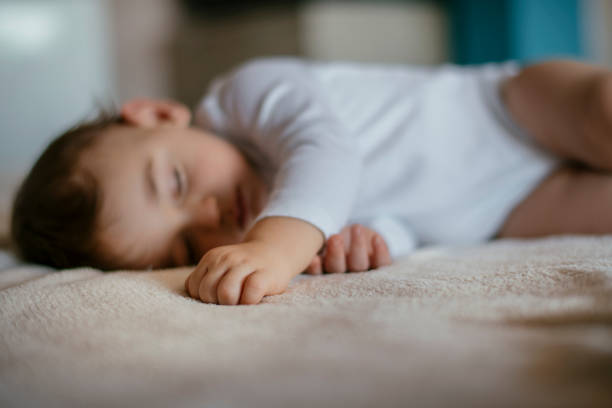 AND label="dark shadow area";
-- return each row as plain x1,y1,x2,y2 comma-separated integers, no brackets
171,3,302,108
